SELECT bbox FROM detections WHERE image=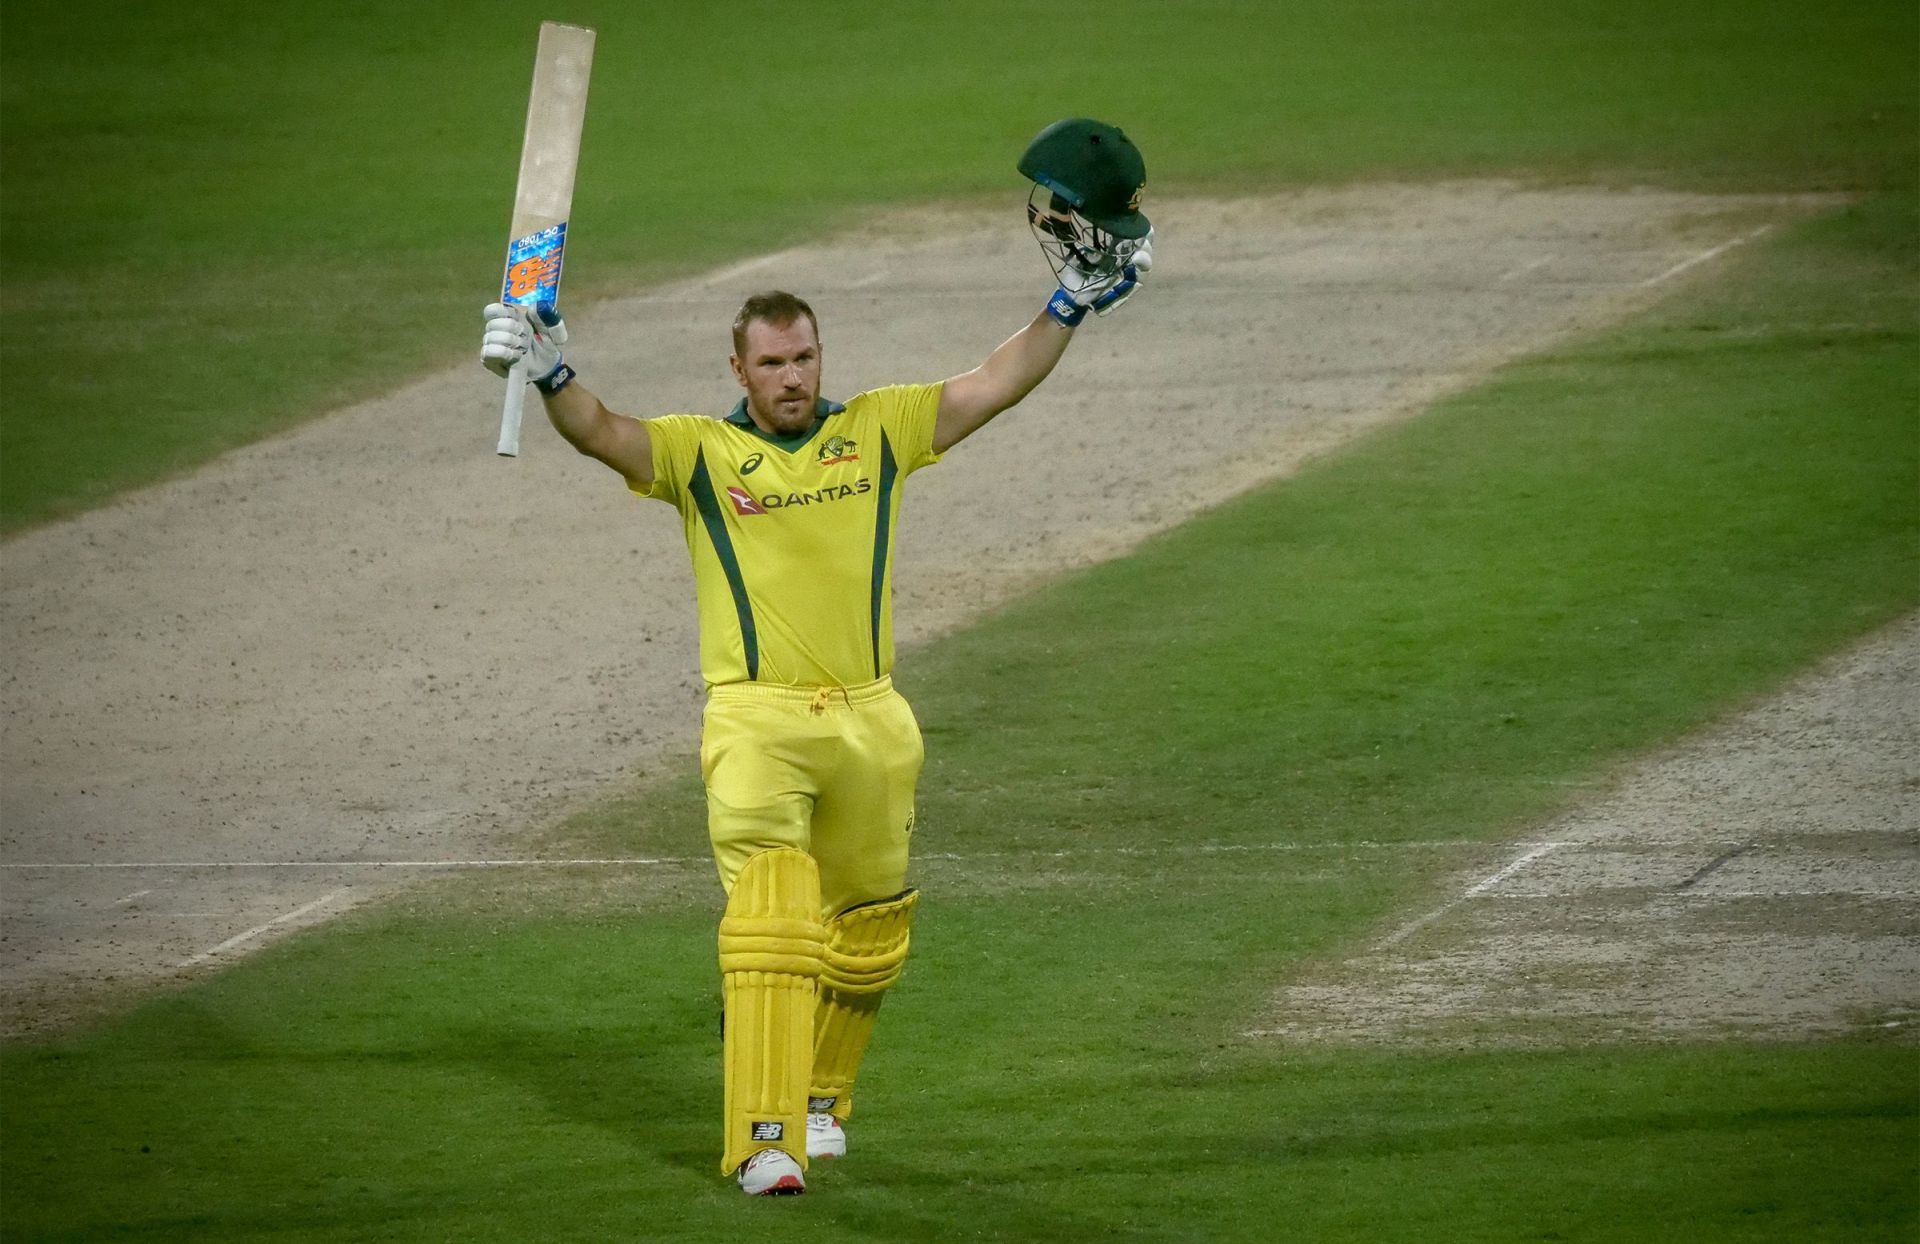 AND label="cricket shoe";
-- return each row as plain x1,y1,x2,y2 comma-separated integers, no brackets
806,1112,847,1160
737,1147,805,1196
